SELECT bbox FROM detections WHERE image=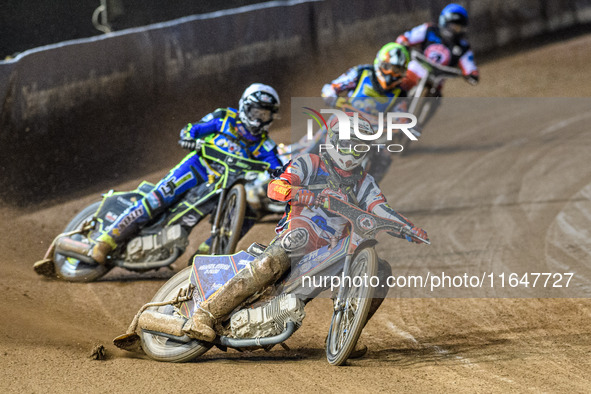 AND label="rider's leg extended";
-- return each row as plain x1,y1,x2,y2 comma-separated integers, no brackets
348,258,392,359
365,258,392,324
61,152,205,264
185,244,290,342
